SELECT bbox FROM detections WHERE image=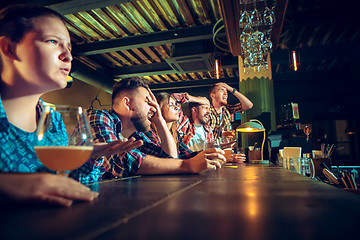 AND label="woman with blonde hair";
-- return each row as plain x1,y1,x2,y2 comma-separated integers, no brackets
146,92,196,159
